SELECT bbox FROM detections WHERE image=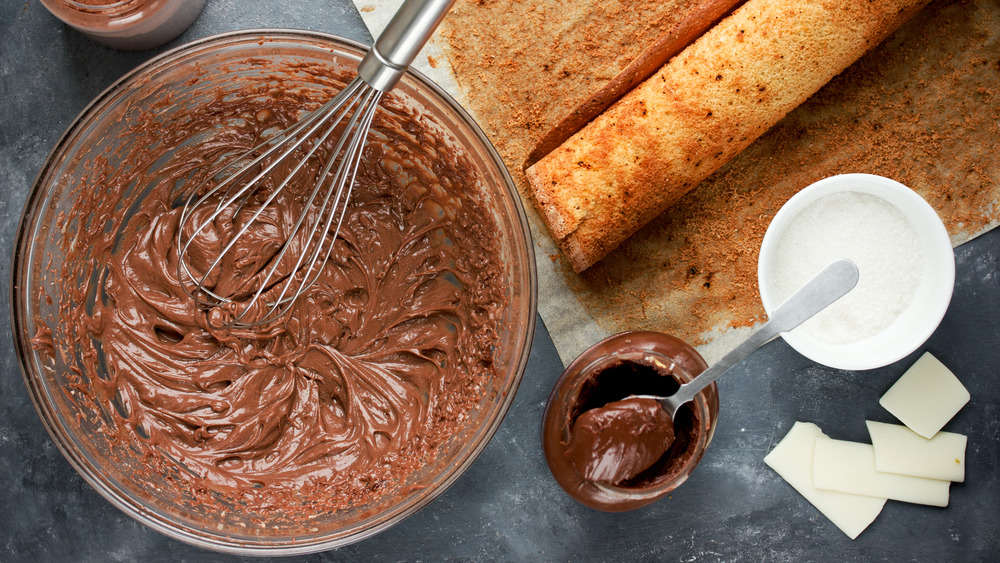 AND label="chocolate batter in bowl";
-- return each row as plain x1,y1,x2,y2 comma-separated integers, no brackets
12,30,536,555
